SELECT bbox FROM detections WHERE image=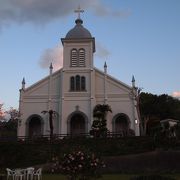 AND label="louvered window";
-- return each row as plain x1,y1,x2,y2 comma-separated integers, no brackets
71,49,78,67
70,48,85,67
79,49,85,67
